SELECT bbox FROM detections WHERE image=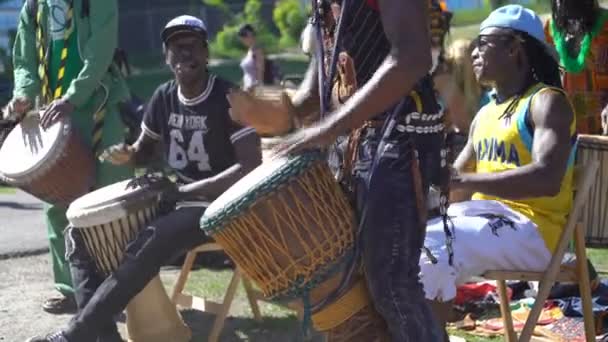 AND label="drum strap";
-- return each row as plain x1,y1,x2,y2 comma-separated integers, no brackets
33,0,75,103
92,107,106,156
